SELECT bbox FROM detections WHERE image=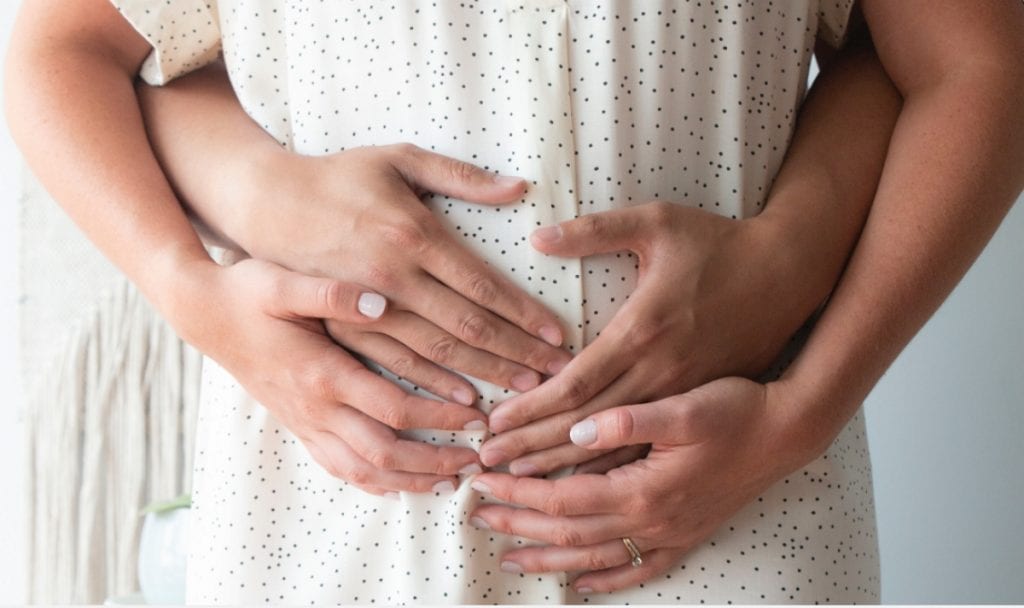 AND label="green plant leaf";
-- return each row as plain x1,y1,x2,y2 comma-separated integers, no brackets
140,493,192,516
